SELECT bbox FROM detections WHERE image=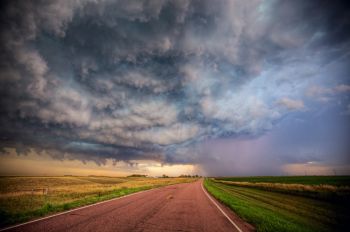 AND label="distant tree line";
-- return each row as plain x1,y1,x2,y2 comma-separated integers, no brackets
127,174,201,178
178,174,201,178
127,174,148,177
